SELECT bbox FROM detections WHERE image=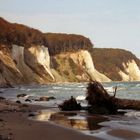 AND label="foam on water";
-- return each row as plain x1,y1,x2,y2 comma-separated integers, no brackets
125,110,140,120
1,82,140,139
1,81,140,105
